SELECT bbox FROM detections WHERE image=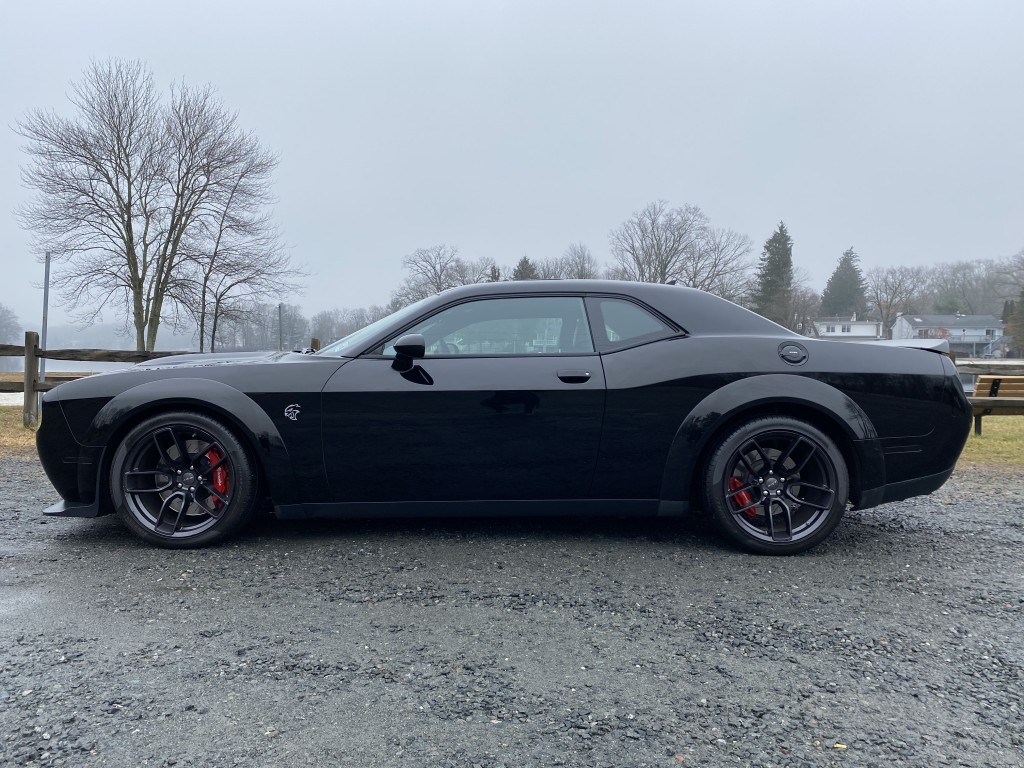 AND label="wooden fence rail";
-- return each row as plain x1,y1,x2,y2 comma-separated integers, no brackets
2,331,188,429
